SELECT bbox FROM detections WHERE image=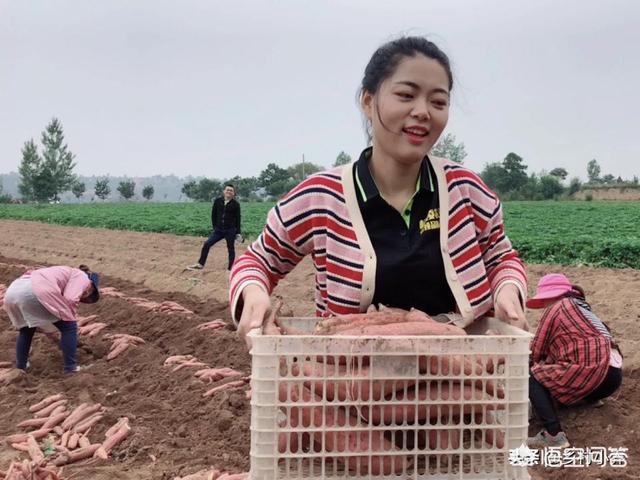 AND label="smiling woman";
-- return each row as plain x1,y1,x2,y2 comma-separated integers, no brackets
231,35,528,343
225,37,526,342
